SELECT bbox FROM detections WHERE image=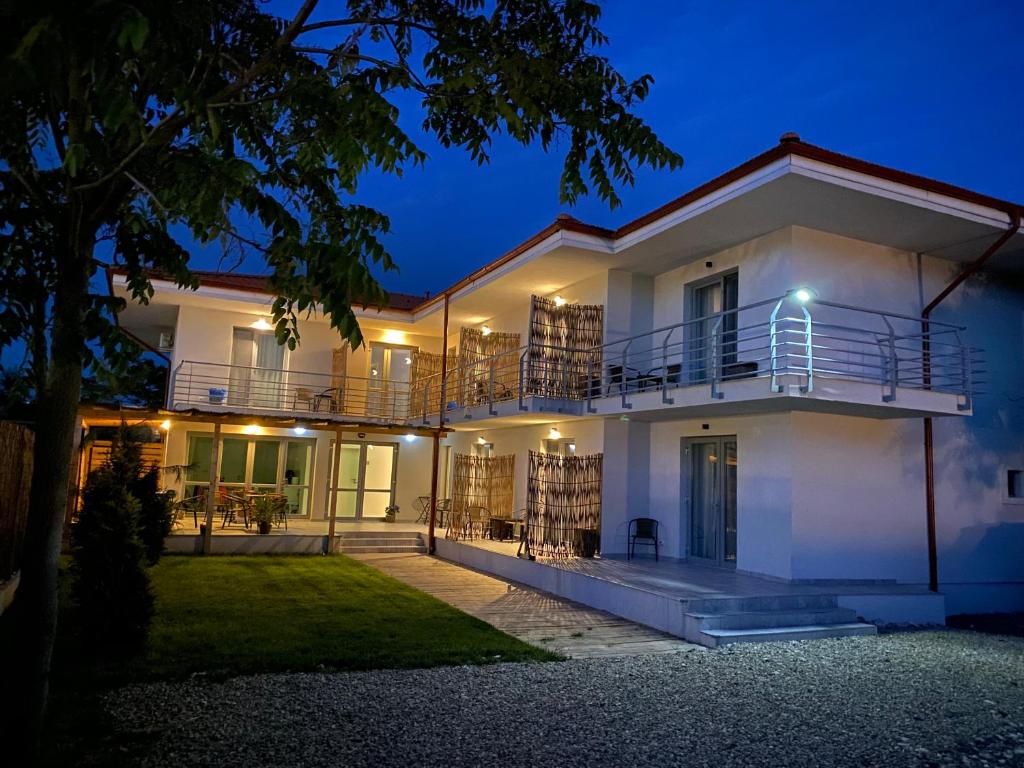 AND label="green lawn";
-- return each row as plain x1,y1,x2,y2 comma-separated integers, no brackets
60,555,558,687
